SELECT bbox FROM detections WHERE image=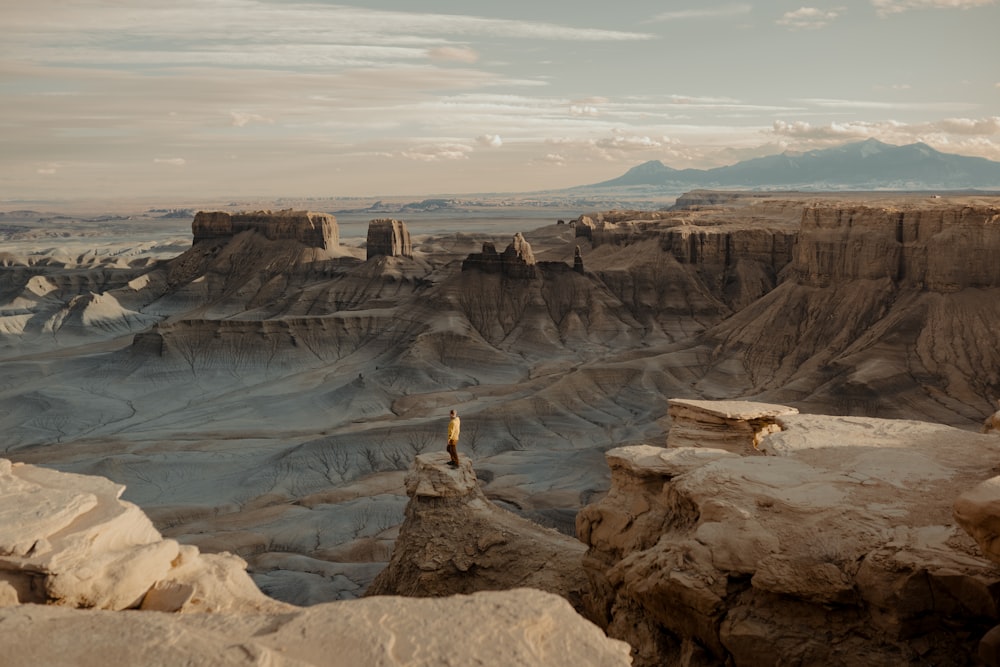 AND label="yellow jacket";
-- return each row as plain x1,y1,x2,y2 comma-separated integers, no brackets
448,416,461,441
